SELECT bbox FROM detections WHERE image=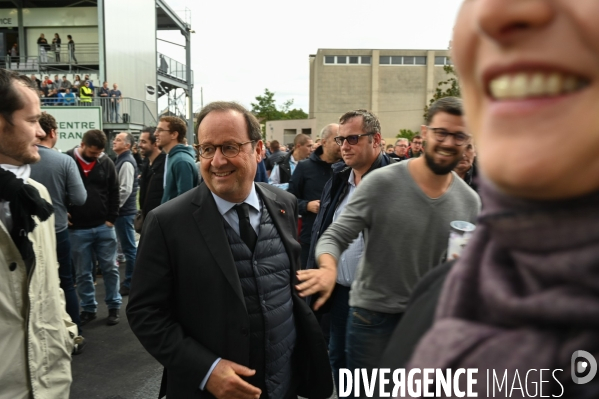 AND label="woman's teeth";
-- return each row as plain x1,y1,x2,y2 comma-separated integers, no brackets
489,72,587,100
